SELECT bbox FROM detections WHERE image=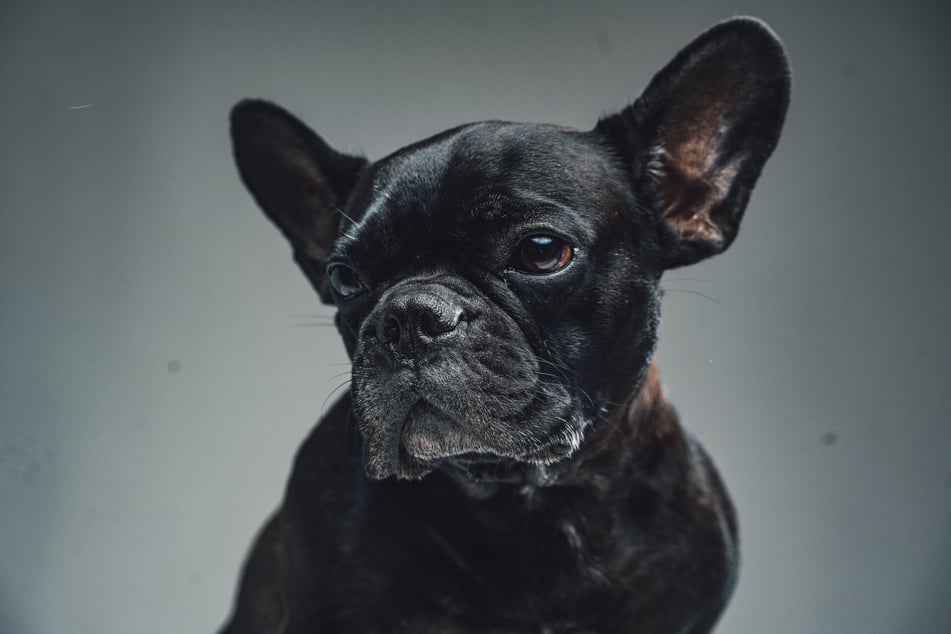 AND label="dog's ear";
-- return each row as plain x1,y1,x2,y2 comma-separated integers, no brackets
230,99,367,303
596,17,790,268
